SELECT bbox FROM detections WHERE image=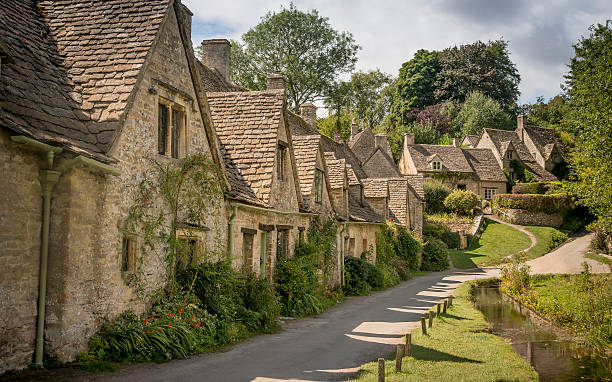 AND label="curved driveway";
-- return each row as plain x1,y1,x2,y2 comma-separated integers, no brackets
83,270,497,382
